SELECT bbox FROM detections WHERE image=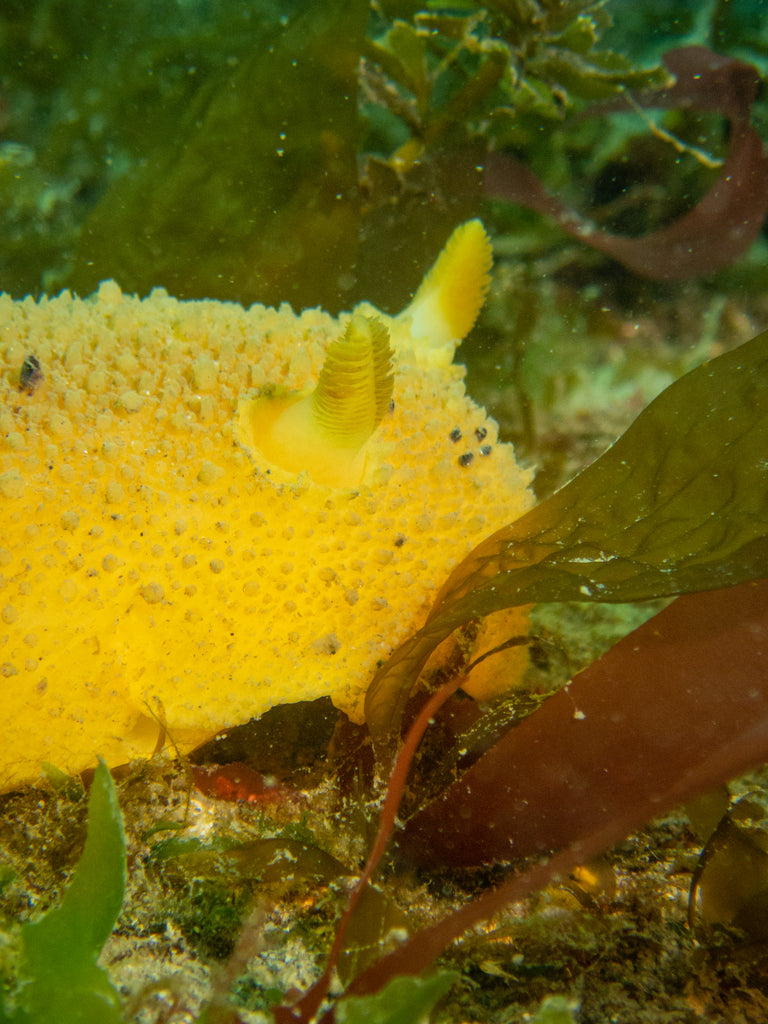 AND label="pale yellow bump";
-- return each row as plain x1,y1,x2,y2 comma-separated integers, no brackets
63,340,83,367
64,389,84,412
1,605,18,625
116,352,139,375
140,582,165,604
60,510,80,532
3,432,25,451
118,390,143,413
198,461,224,485
97,279,123,305
193,355,218,391
0,470,24,499
105,481,125,503
48,413,73,437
